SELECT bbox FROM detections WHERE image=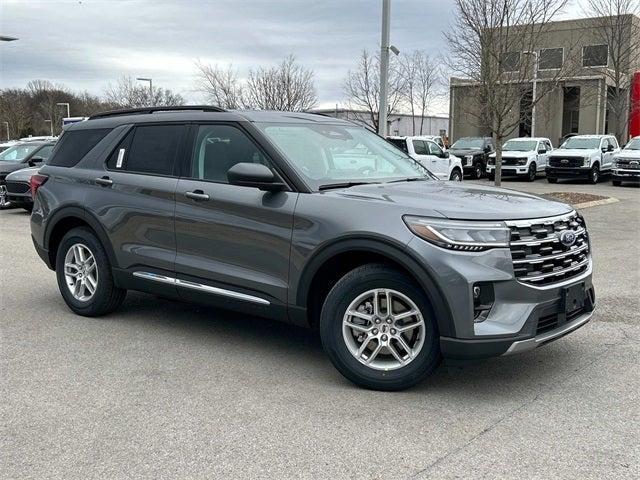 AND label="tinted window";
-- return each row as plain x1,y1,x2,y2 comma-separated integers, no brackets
190,125,269,183
108,125,182,176
387,138,408,153
539,48,563,69
48,129,110,167
583,45,608,67
412,140,428,155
